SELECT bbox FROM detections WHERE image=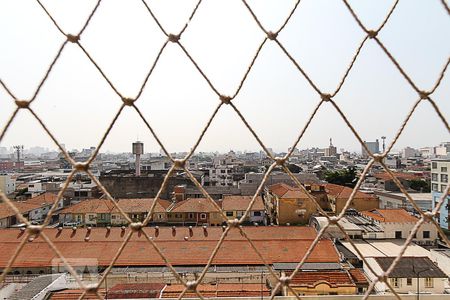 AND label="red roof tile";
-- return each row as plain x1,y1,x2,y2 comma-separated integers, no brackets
288,270,355,288
0,202,41,219
221,196,264,211
161,283,270,298
373,172,418,181
348,268,368,285
325,184,376,200
361,209,418,223
0,227,339,268
170,198,220,213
